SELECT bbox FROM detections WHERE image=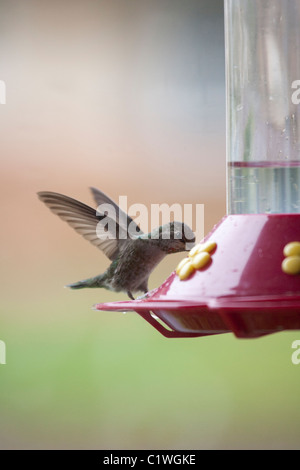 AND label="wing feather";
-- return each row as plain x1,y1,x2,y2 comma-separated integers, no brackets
37,191,129,260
